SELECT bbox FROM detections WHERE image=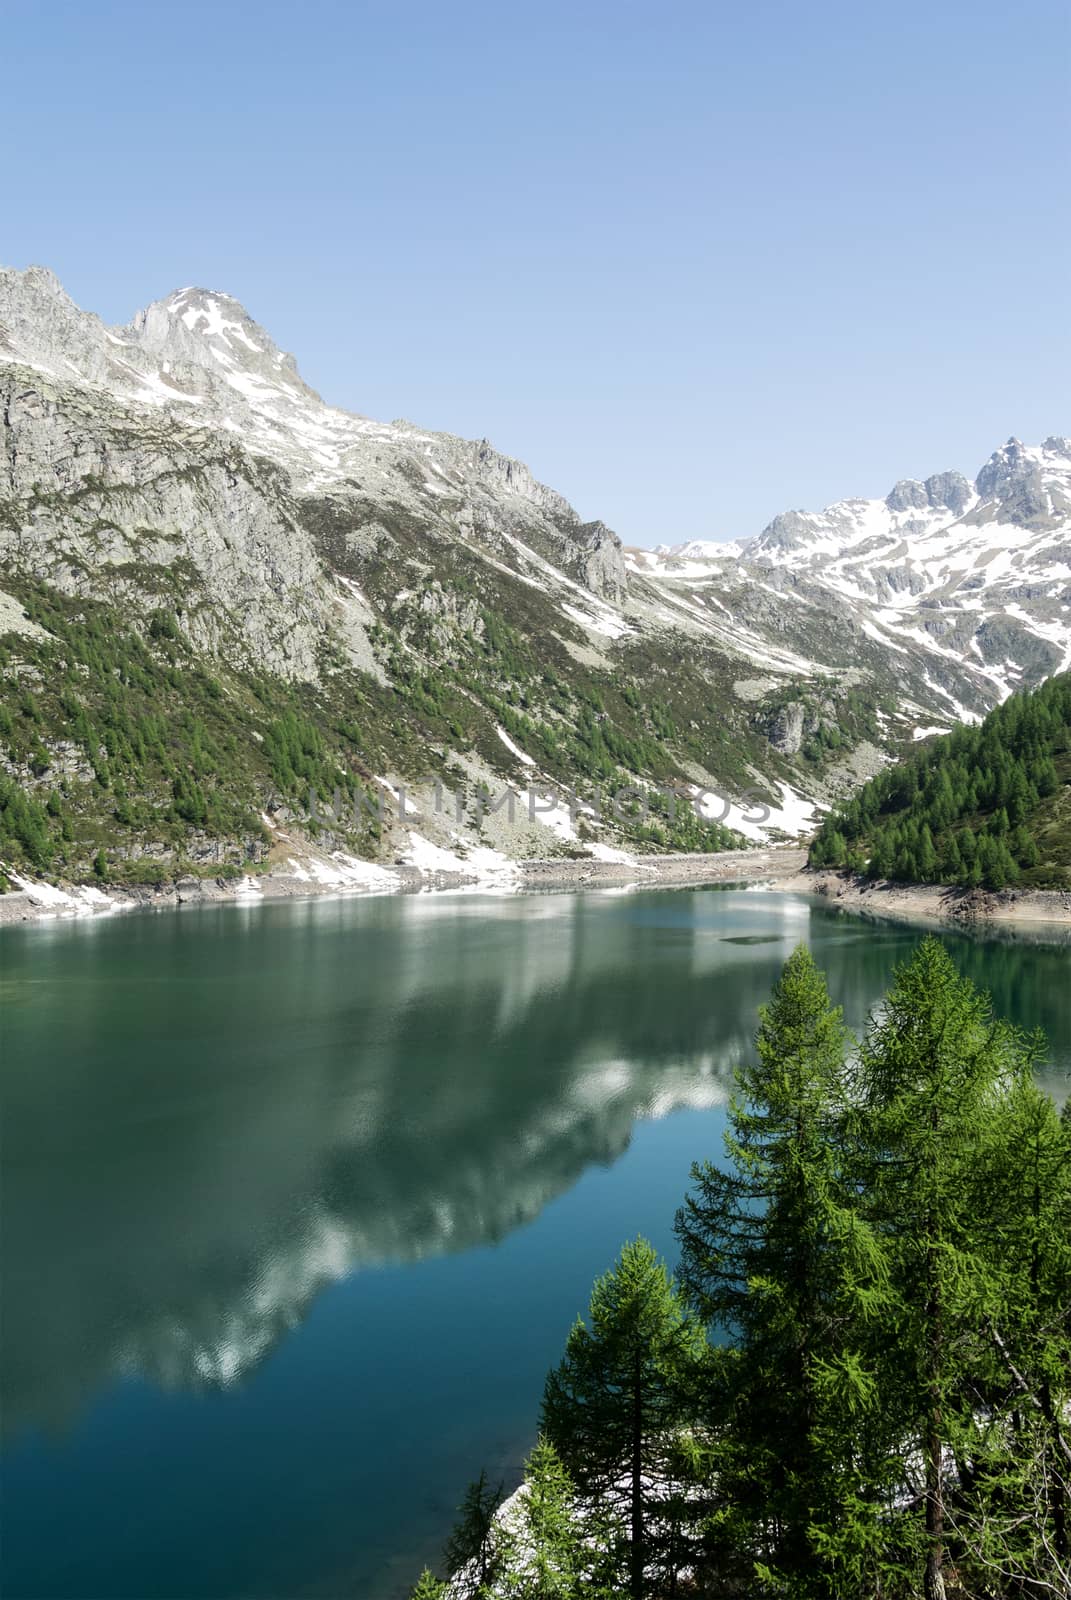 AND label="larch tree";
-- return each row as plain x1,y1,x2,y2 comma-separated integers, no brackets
675,943,888,1596
854,937,1035,1600
409,1570,447,1600
496,1436,613,1600
443,1469,506,1598
540,1237,705,1600
957,1072,1071,1592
